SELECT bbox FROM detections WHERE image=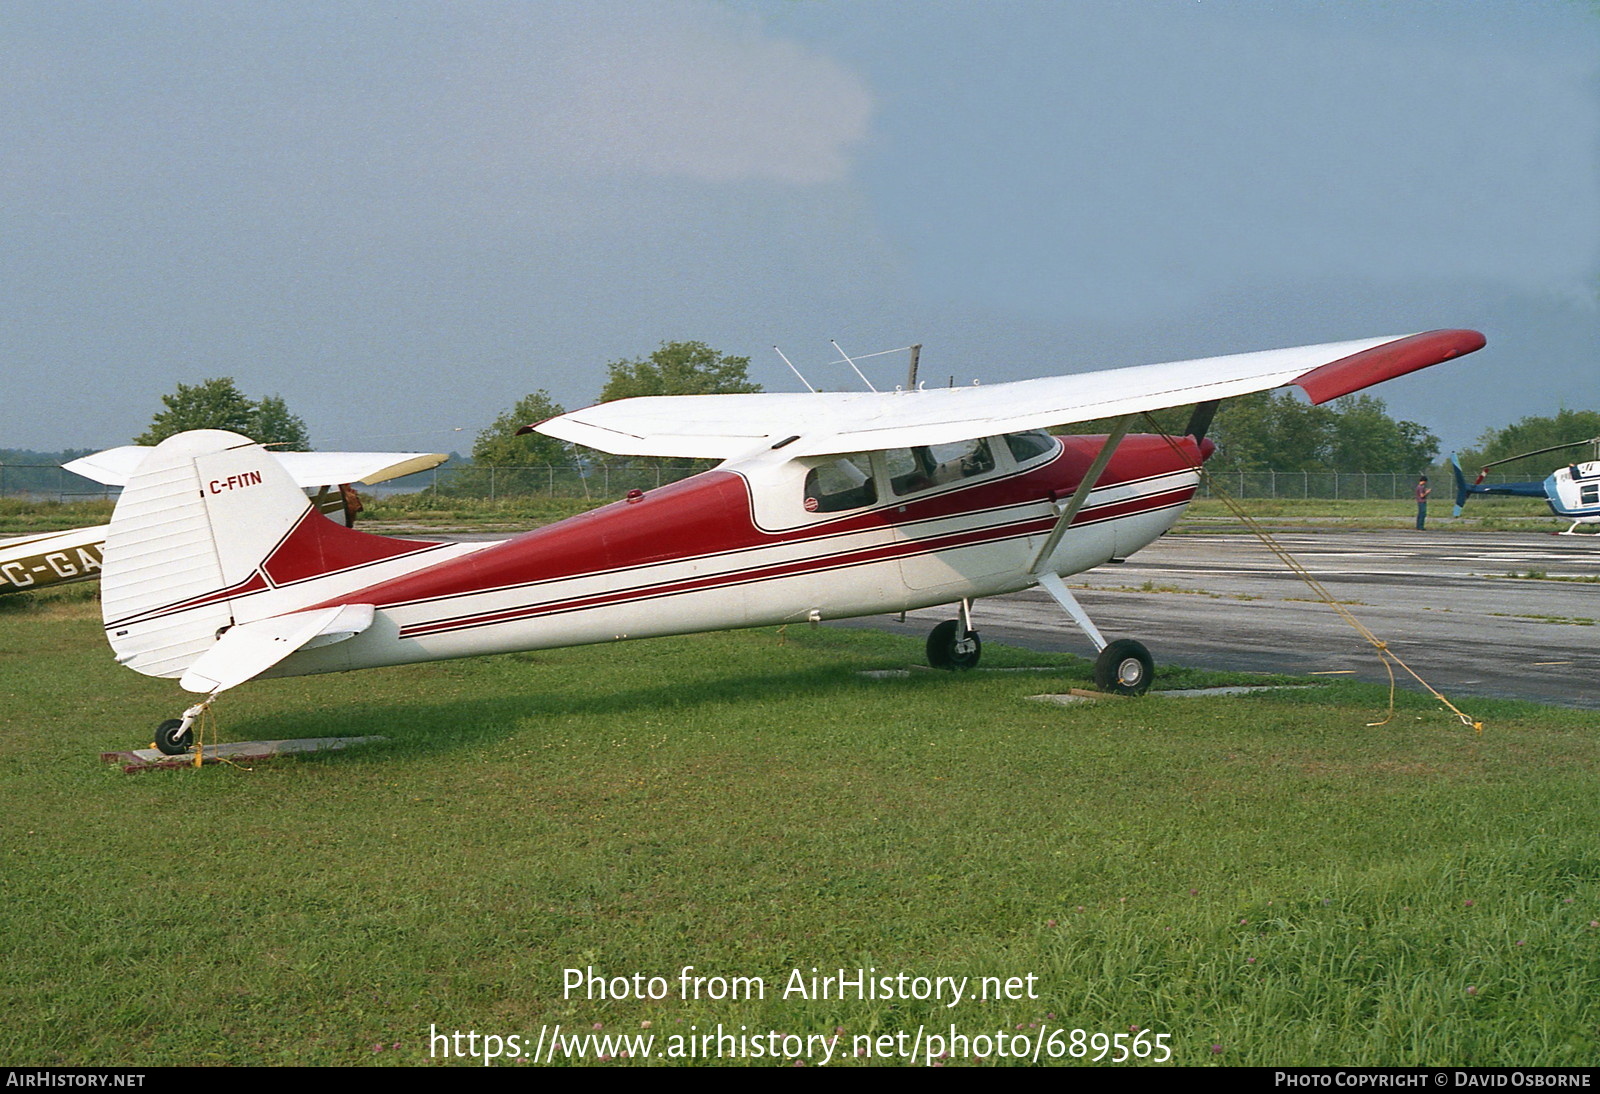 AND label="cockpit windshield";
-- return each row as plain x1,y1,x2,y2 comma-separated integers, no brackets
1004,430,1057,466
